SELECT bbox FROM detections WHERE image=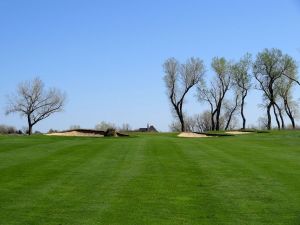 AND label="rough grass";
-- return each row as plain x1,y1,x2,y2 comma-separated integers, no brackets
0,131,300,224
